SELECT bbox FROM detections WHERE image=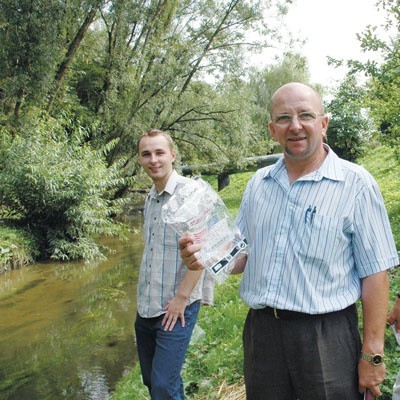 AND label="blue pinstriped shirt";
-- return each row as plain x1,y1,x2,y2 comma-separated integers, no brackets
137,171,214,318
236,146,399,314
